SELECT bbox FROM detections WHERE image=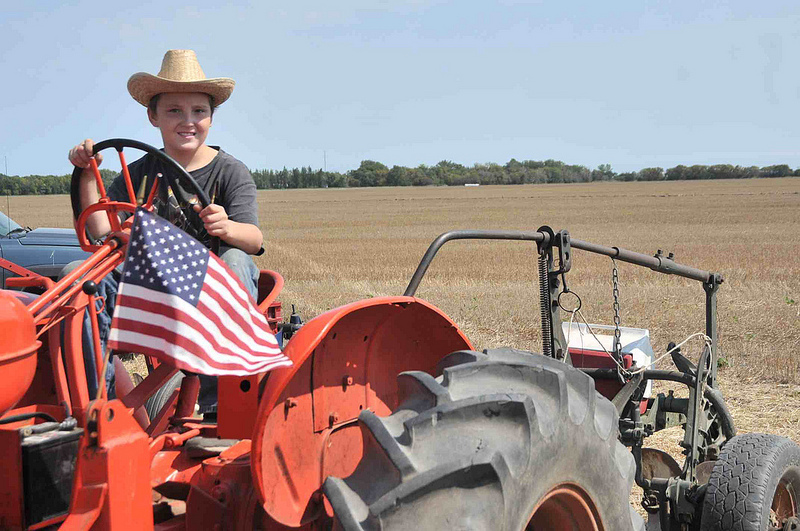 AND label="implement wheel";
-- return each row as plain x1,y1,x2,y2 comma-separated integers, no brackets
701,433,800,530
323,348,644,531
